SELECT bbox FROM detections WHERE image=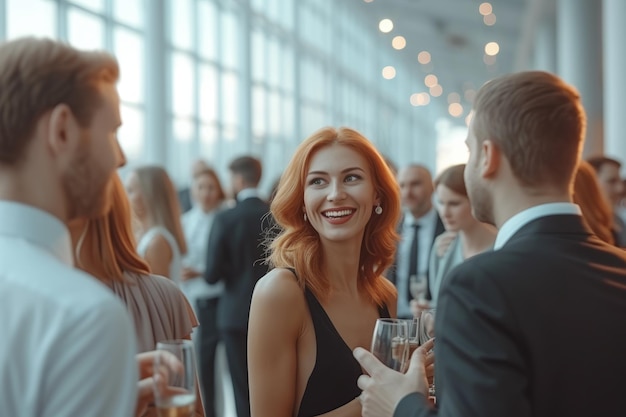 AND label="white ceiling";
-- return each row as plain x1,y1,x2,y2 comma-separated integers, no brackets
350,0,553,122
